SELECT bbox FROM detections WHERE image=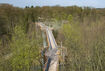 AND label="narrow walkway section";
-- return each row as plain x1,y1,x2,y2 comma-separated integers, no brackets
36,22,59,71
